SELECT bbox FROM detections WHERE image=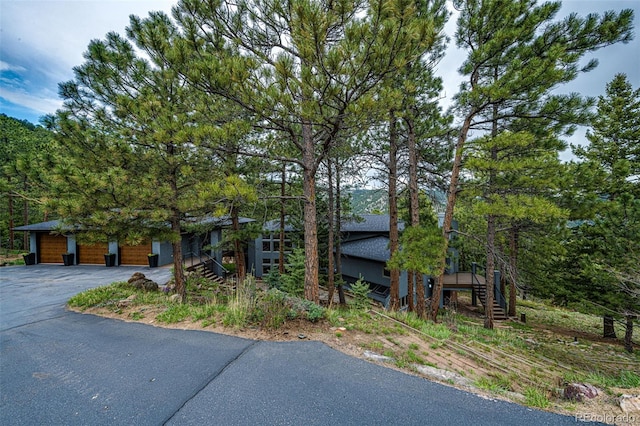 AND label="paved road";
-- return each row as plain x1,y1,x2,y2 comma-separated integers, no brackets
1,265,586,425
